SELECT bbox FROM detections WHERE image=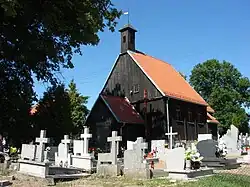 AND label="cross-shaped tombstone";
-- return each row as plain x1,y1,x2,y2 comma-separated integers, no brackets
80,126,92,156
133,137,148,162
107,131,122,165
61,135,72,159
165,126,178,150
35,130,50,162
